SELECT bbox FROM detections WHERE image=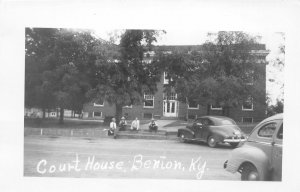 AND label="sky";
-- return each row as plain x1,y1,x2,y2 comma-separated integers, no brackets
94,29,284,105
